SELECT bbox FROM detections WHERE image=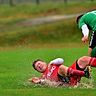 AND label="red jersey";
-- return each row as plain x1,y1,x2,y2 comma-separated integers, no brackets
69,62,82,86
42,64,60,81
41,62,82,86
